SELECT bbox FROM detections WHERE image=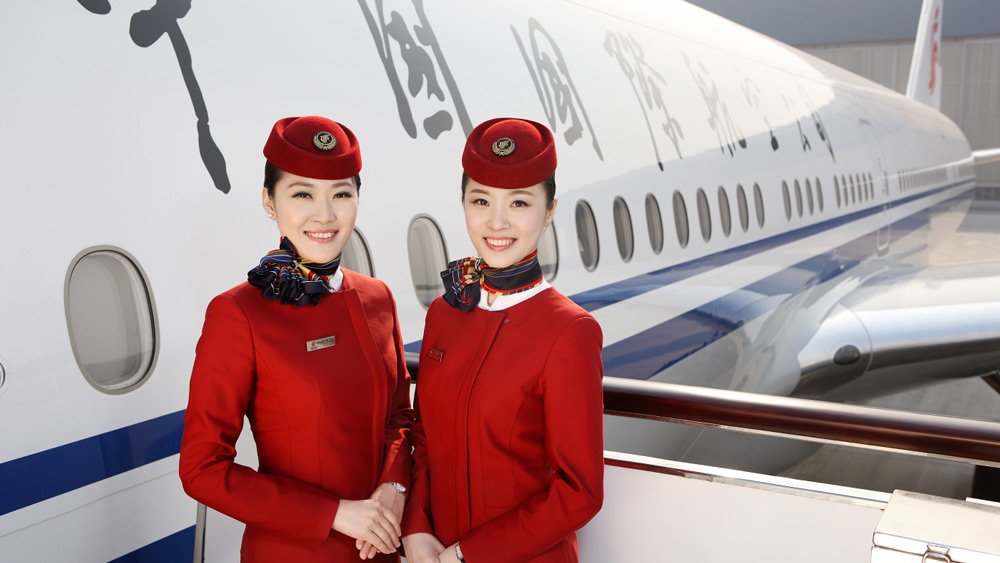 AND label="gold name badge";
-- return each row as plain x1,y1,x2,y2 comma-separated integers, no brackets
306,336,336,352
